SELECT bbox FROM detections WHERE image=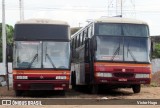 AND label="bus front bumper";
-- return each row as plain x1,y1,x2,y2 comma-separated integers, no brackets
95,77,150,85
13,80,69,91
